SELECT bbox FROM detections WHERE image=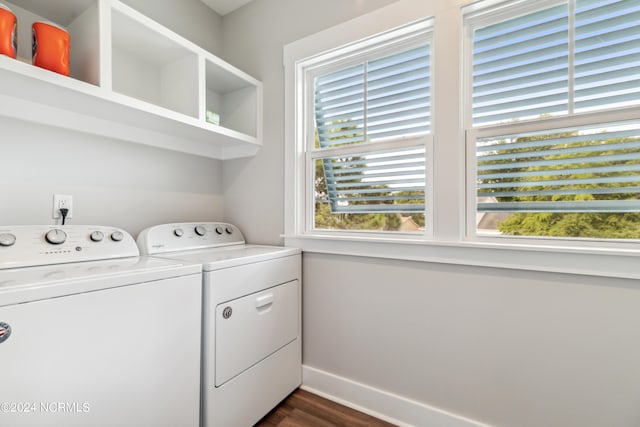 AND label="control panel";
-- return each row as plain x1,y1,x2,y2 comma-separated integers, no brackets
0,225,139,269
137,222,245,255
